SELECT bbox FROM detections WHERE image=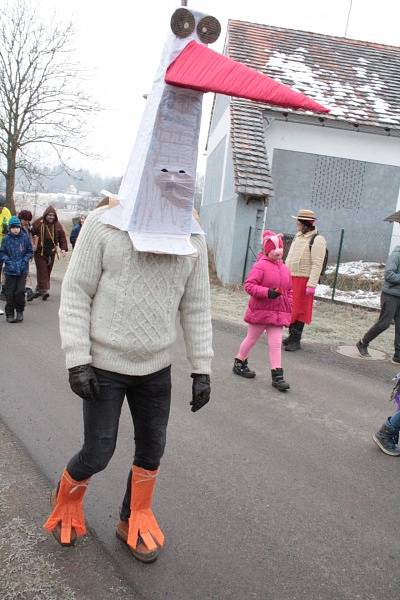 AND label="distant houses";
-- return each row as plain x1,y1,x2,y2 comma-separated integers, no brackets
14,190,100,221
